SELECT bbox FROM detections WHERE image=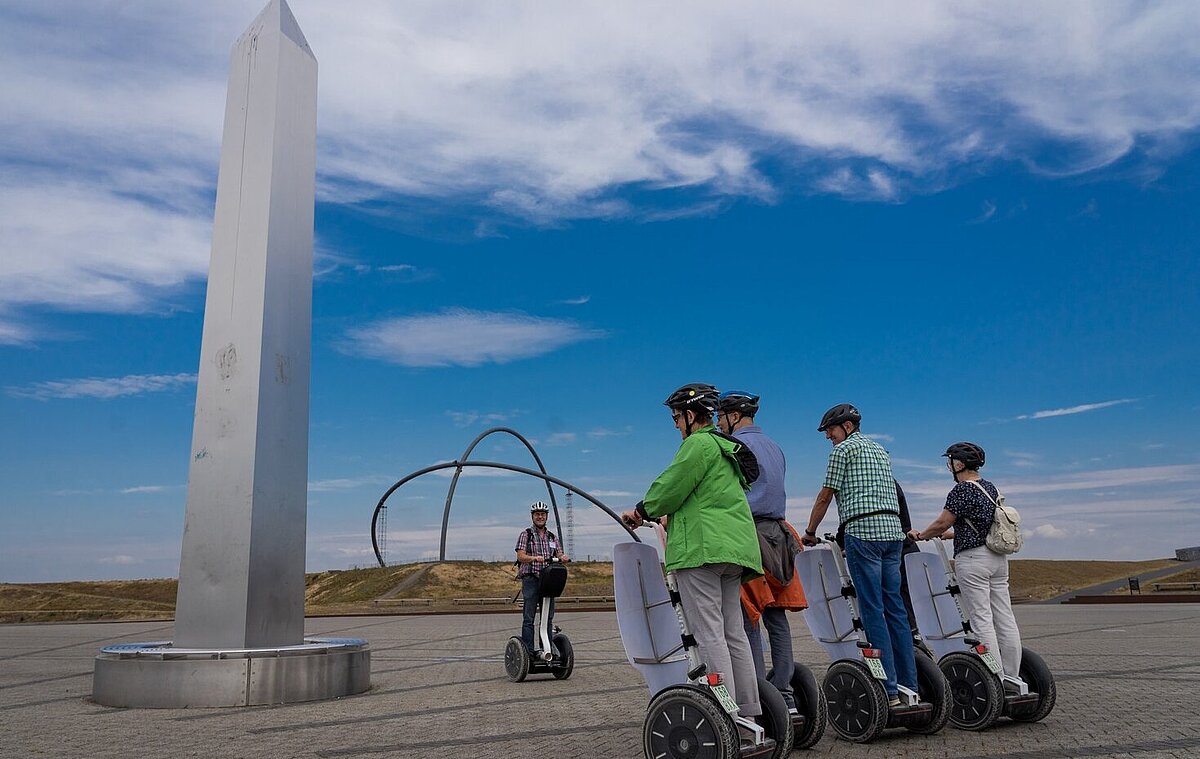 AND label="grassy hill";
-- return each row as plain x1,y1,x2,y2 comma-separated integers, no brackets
0,557,1188,624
